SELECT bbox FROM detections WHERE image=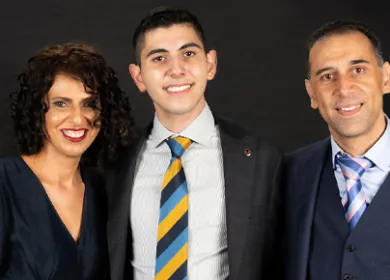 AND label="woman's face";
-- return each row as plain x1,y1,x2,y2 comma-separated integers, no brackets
42,73,101,159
